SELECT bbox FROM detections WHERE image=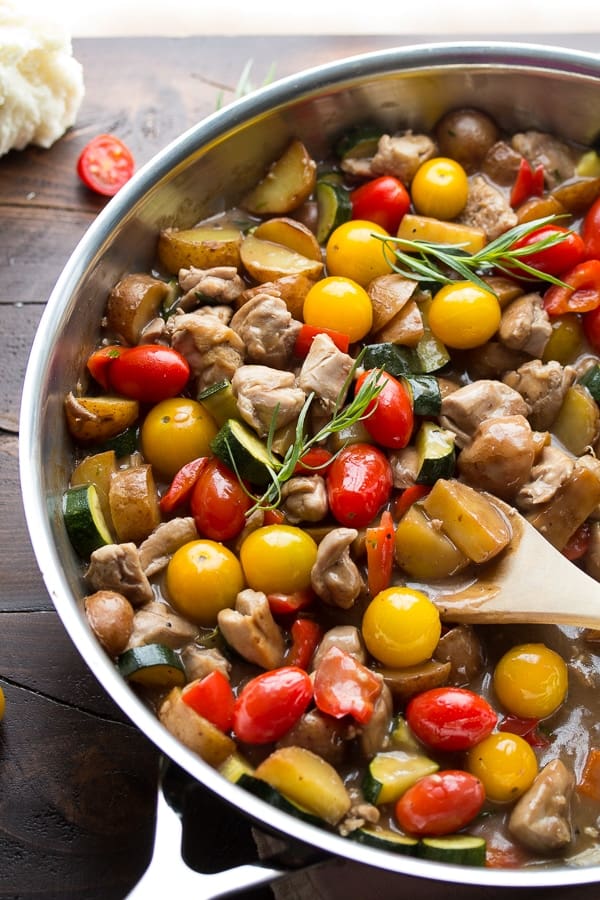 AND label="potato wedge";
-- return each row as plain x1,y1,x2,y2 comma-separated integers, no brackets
527,458,600,550
159,687,235,767
240,233,323,283
106,273,170,345
379,659,452,702
253,217,322,261
242,139,317,215
237,273,316,319
157,225,242,275
71,450,117,530
108,464,161,544
395,503,470,580
368,274,418,333
64,393,139,444
397,214,486,254
553,385,600,456
515,194,567,225
481,276,524,308
254,746,351,826
550,176,600,216
373,299,424,346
